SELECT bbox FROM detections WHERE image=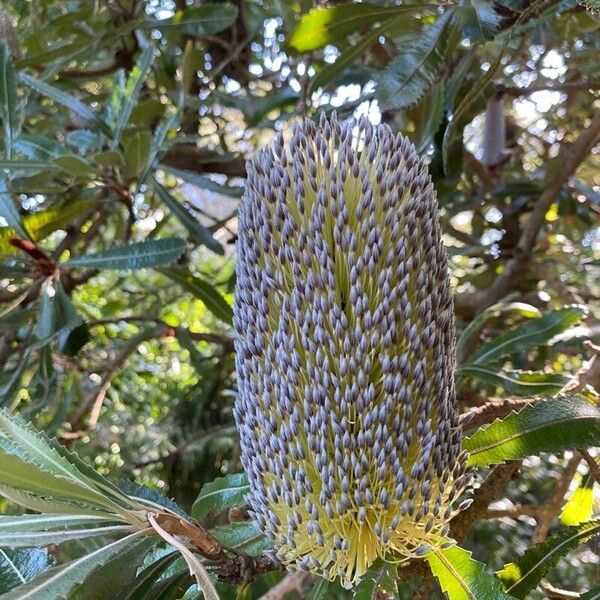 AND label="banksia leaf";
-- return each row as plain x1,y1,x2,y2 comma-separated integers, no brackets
234,113,470,586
